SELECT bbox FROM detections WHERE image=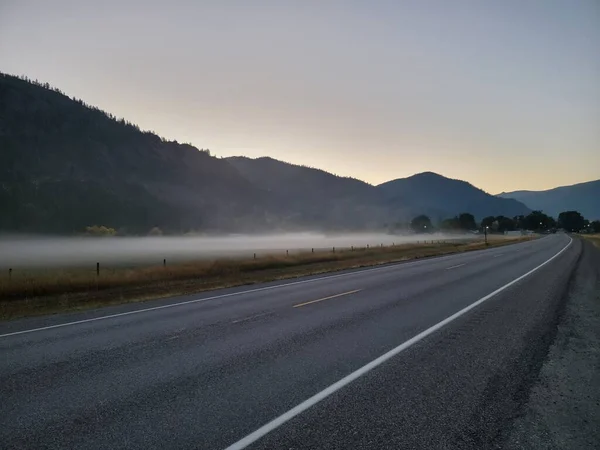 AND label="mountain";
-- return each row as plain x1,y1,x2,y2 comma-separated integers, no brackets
0,73,270,234
228,159,531,225
377,172,531,221
498,180,600,220
226,156,393,229
1,73,538,235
